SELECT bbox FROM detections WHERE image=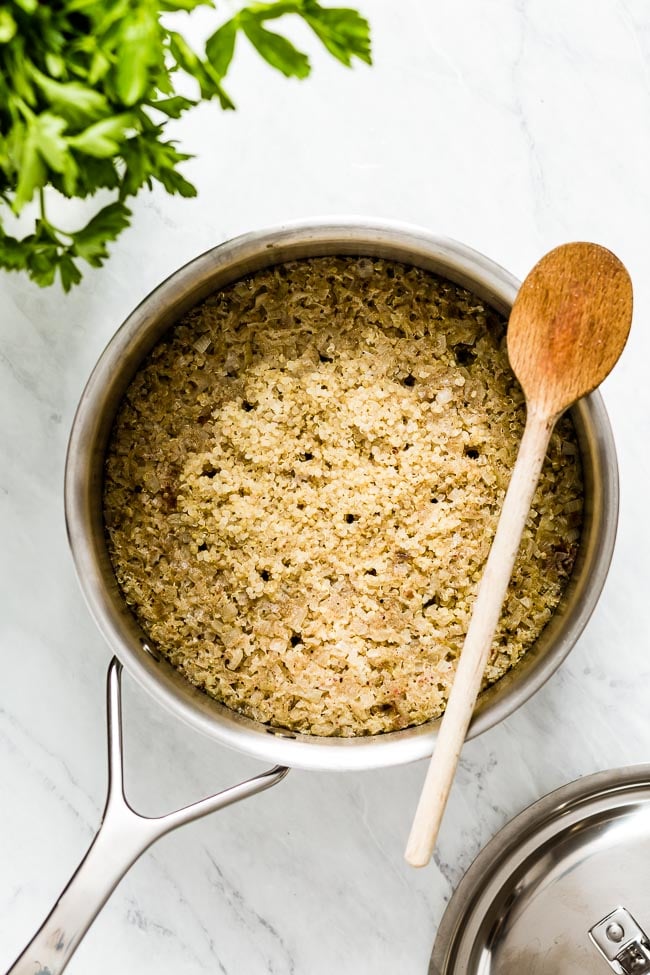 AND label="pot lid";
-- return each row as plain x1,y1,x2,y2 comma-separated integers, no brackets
430,765,650,975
